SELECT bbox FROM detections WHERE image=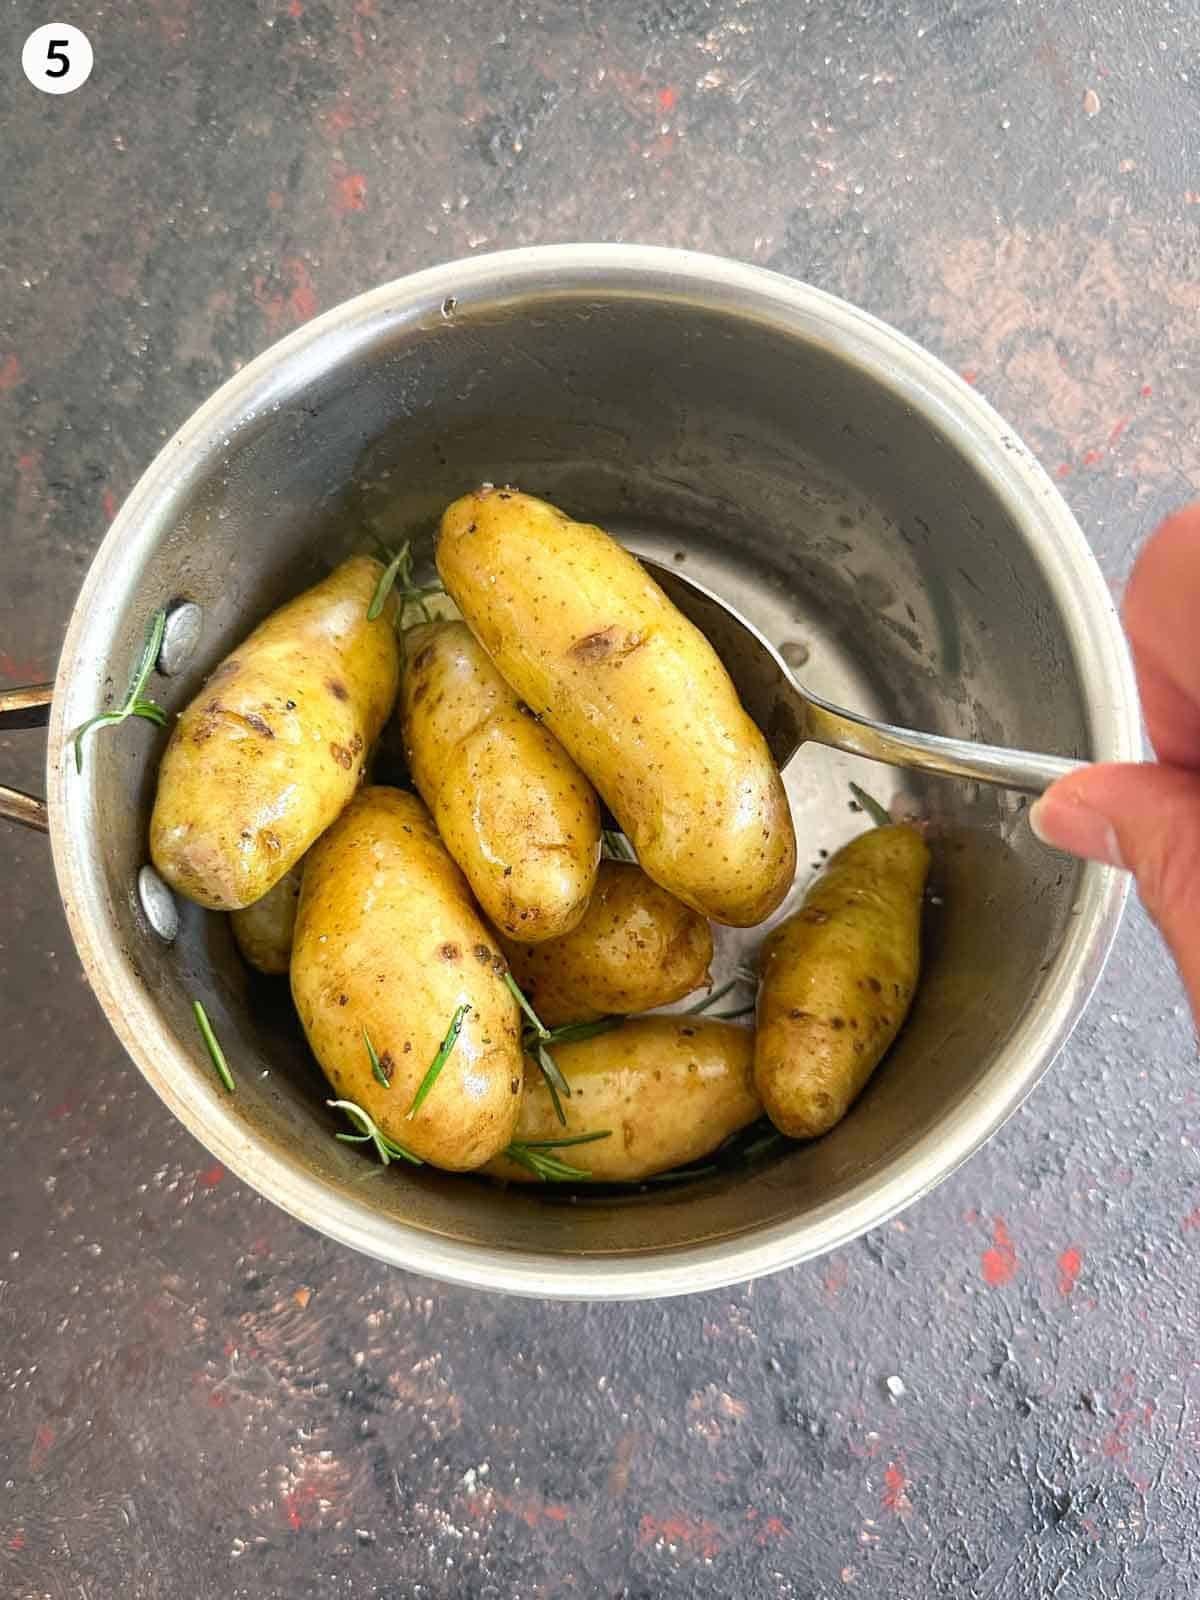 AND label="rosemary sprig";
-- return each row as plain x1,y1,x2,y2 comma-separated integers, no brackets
328,1099,423,1166
71,608,169,773
407,1003,469,1119
363,1026,390,1087
522,1016,625,1127
368,540,446,629
192,1000,235,1093
504,1129,612,1182
849,781,892,829
601,829,638,863
501,972,574,1124
367,542,411,621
